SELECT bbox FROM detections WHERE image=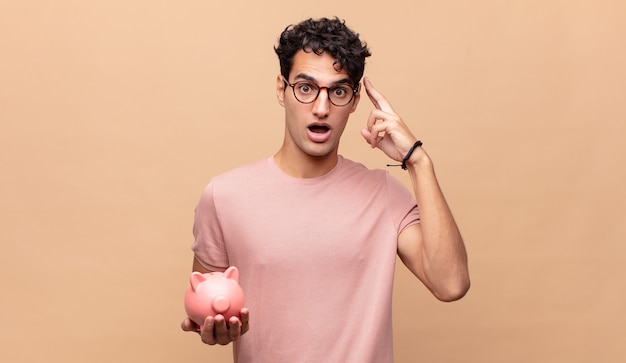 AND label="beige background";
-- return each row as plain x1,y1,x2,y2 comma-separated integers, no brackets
1,1,625,362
